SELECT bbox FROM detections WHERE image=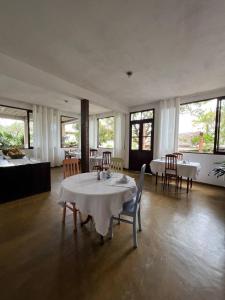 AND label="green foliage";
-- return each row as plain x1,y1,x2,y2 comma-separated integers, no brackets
98,117,114,148
0,121,24,149
179,99,225,152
